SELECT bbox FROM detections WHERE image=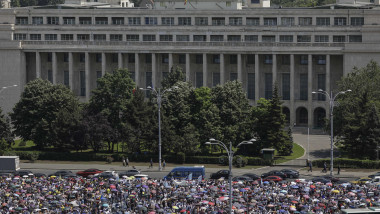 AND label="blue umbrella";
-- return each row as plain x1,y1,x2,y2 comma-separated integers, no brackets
240,189,247,192
263,181,269,184
102,204,109,207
